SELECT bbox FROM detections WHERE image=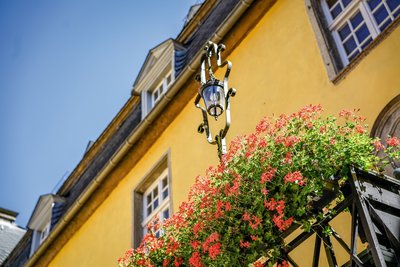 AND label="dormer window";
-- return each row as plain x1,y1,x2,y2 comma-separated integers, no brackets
166,73,172,85
39,223,50,243
131,39,186,119
27,194,64,256
152,73,173,104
